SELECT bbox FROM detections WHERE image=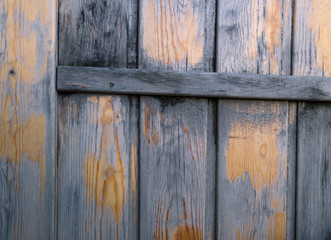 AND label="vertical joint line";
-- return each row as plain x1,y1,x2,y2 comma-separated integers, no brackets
290,0,296,76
